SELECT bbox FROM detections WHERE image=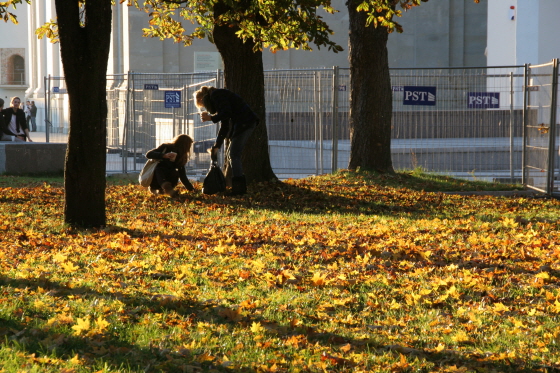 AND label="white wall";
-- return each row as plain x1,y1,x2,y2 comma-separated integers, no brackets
0,5,28,102
487,0,560,66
